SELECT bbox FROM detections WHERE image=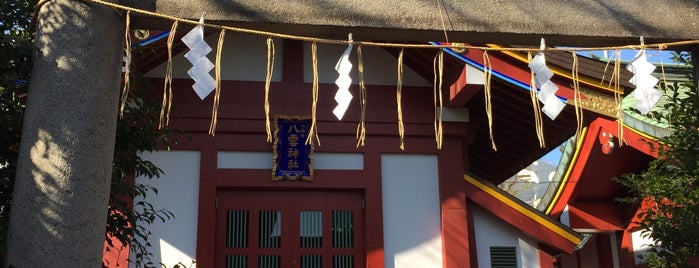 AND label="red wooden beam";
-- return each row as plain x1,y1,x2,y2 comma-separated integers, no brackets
447,65,484,107
548,117,660,217
464,175,582,254
567,203,625,231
